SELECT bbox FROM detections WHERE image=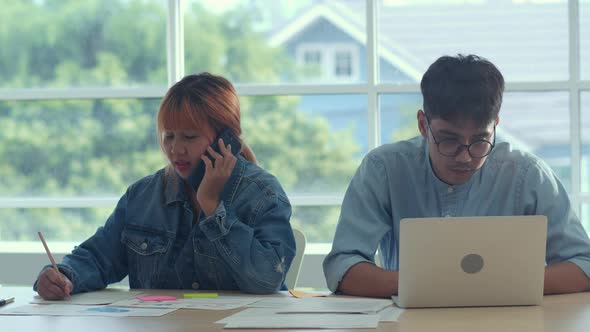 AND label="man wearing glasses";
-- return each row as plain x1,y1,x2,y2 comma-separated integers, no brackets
323,54,590,298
